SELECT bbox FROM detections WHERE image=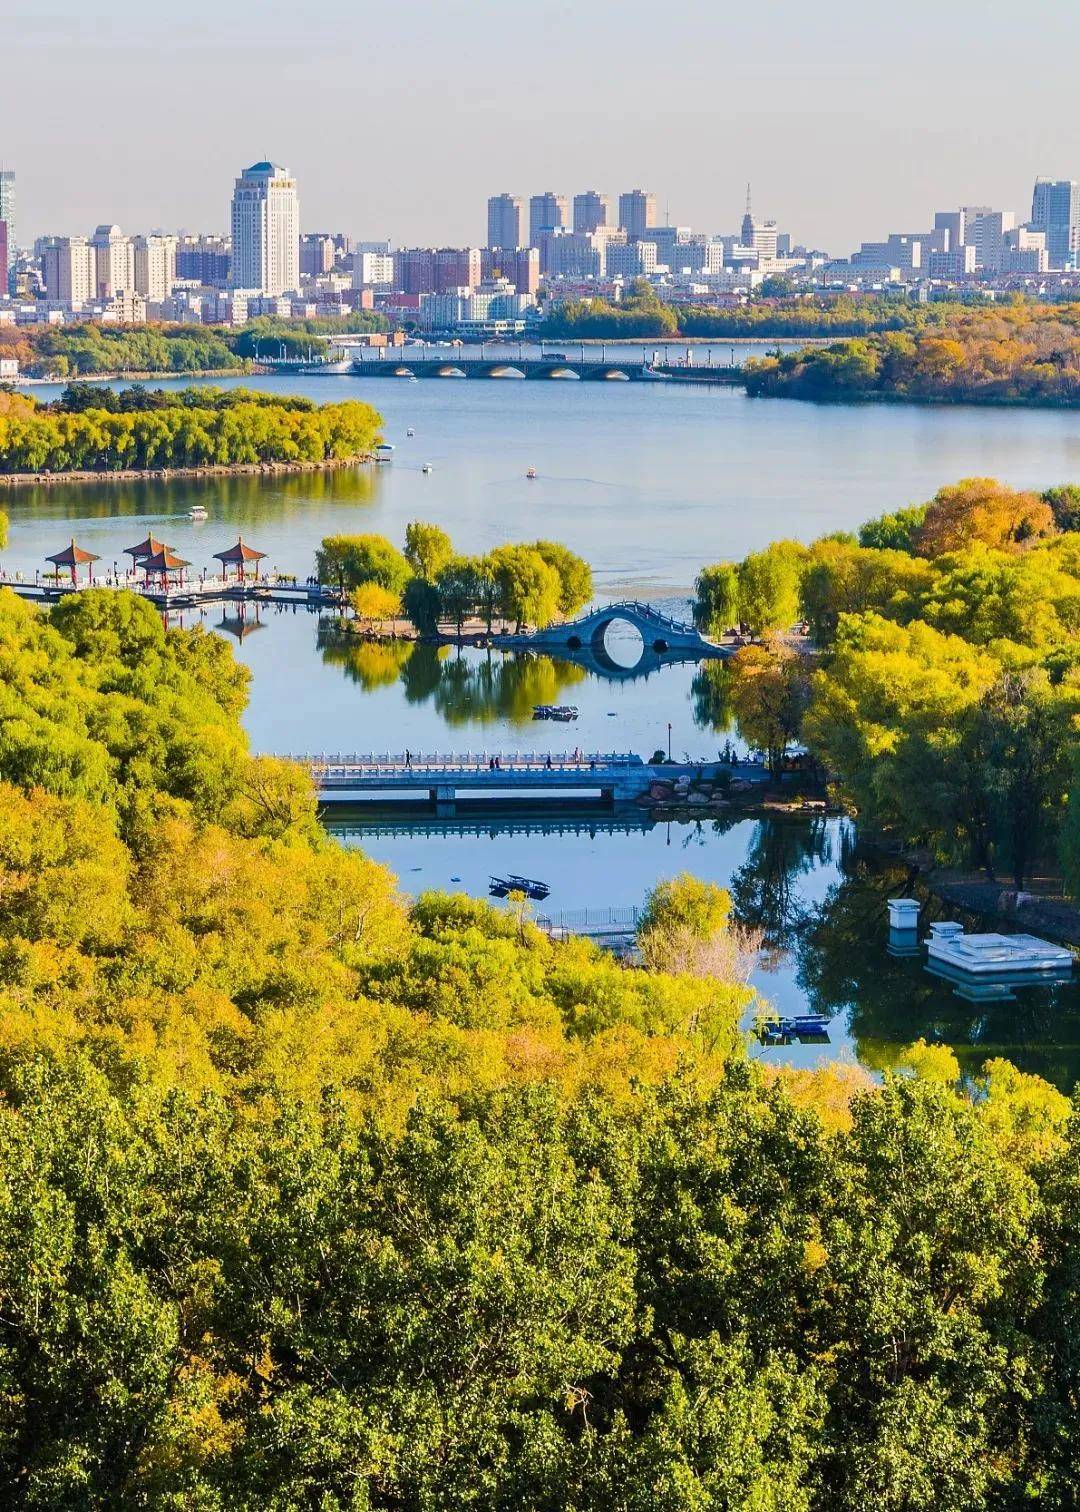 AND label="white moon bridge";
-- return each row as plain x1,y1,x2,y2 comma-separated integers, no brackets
504,600,730,678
